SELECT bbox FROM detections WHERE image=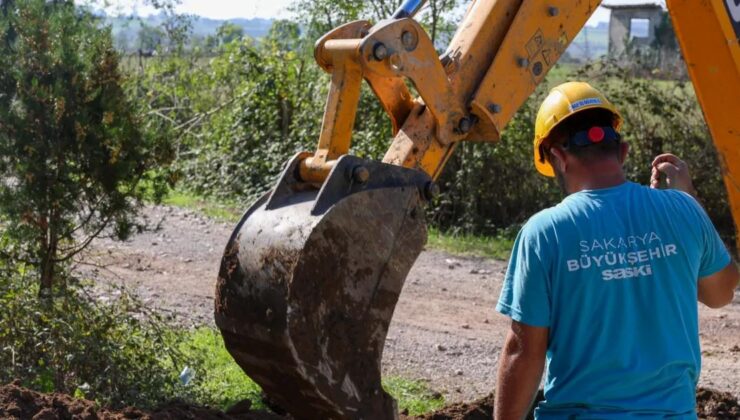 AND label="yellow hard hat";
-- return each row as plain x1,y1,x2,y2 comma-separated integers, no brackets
533,82,623,177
